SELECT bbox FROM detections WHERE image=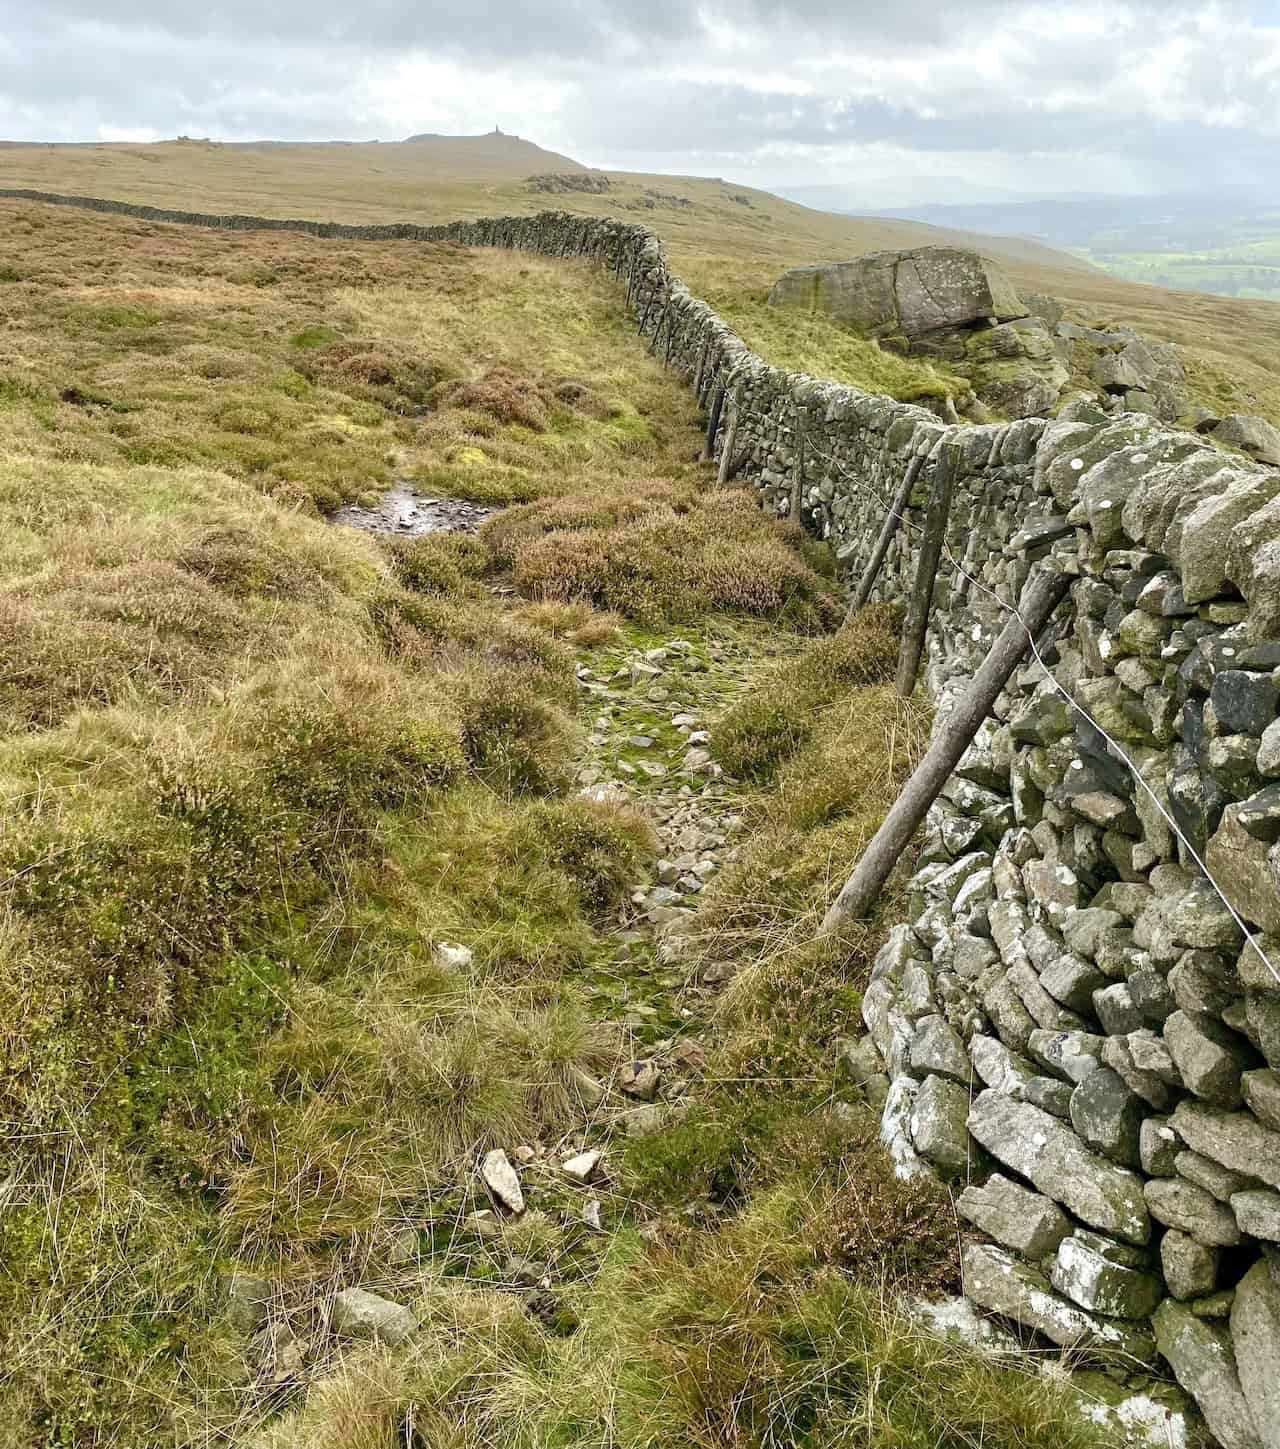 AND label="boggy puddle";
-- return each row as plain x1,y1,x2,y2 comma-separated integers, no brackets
330,484,495,537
